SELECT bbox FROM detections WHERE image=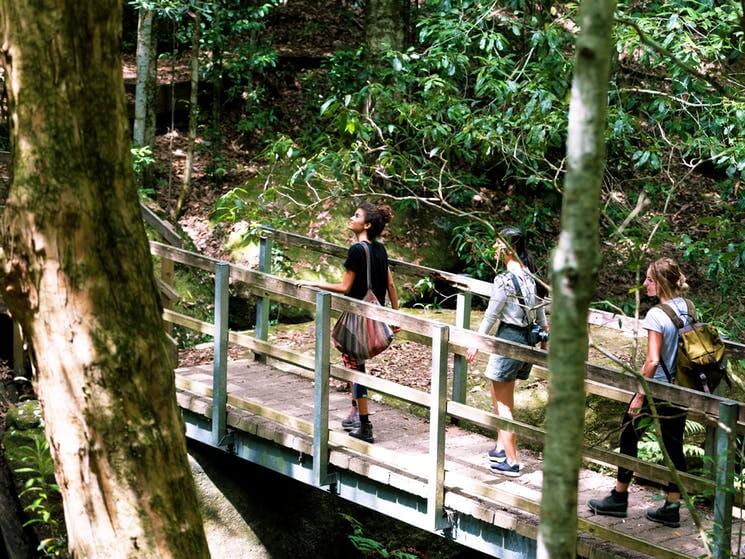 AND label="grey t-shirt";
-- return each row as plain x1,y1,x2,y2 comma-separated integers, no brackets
642,297,692,382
